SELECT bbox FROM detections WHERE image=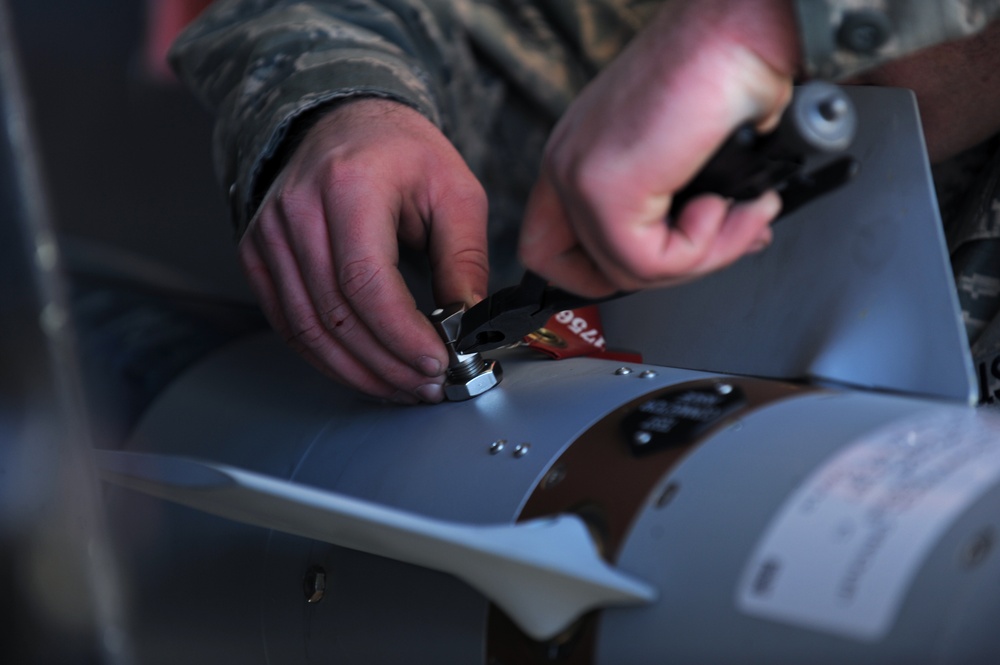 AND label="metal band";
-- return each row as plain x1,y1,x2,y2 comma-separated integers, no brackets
486,376,819,664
